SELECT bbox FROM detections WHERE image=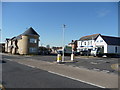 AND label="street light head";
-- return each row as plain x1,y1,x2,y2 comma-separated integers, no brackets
63,24,66,28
